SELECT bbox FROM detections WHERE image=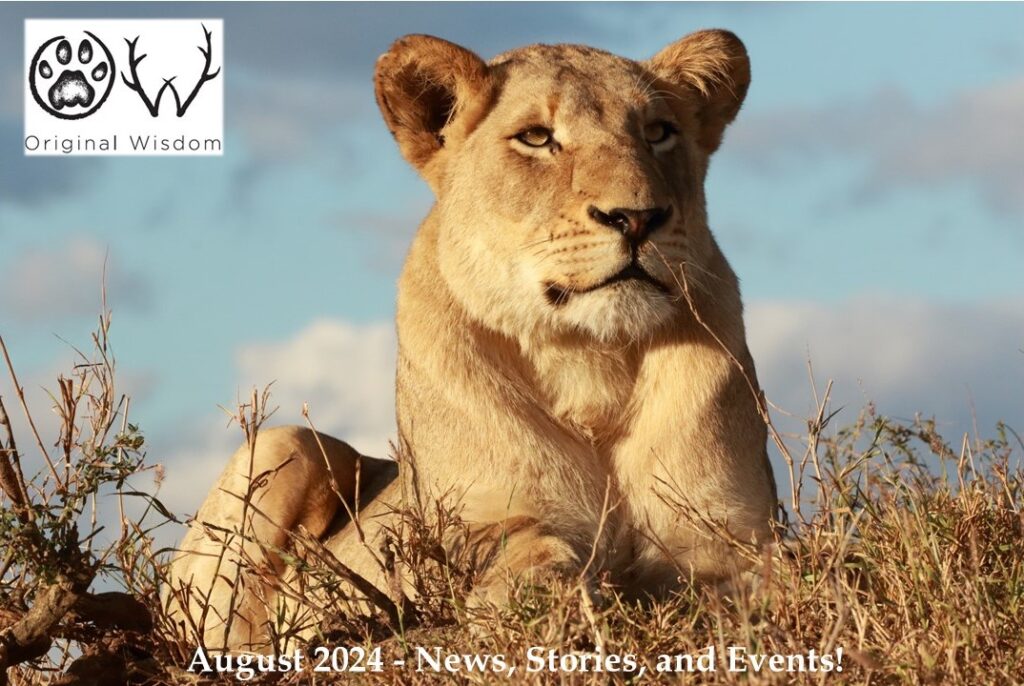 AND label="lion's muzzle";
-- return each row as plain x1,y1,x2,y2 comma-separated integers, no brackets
586,204,673,249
